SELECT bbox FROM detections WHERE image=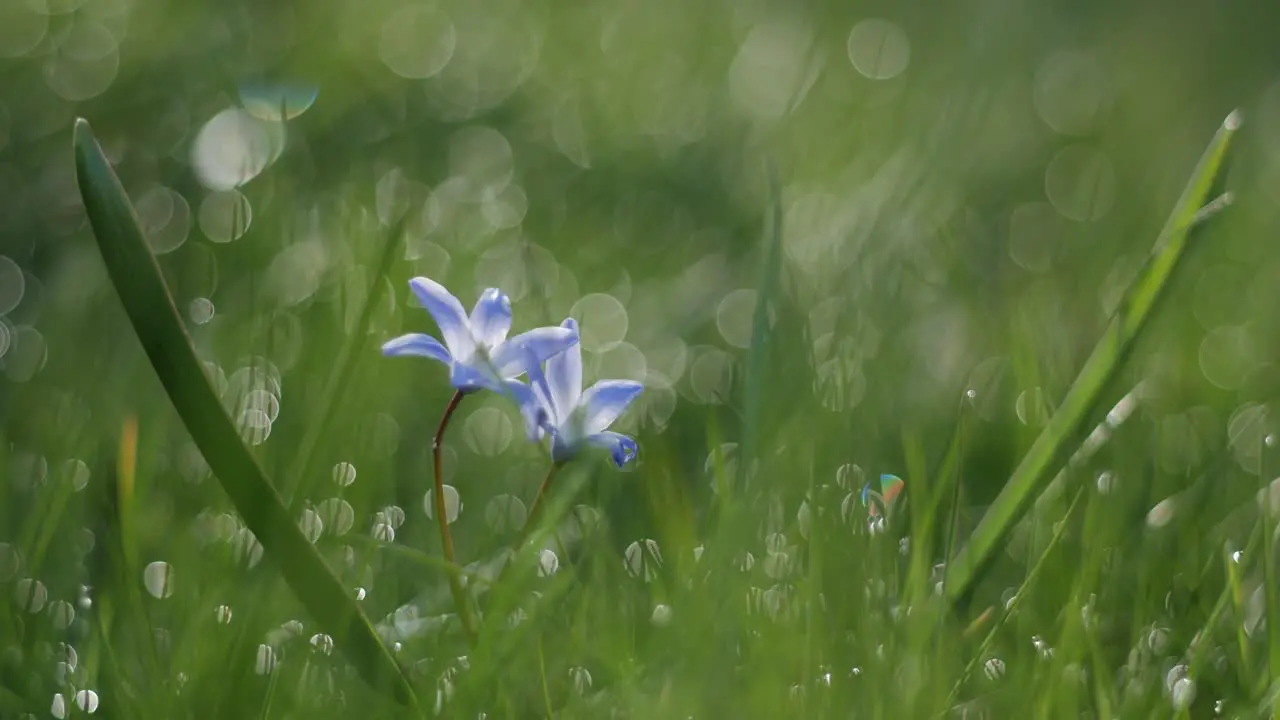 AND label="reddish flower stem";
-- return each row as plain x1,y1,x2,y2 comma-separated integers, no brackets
521,462,561,544
433,389,475,644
